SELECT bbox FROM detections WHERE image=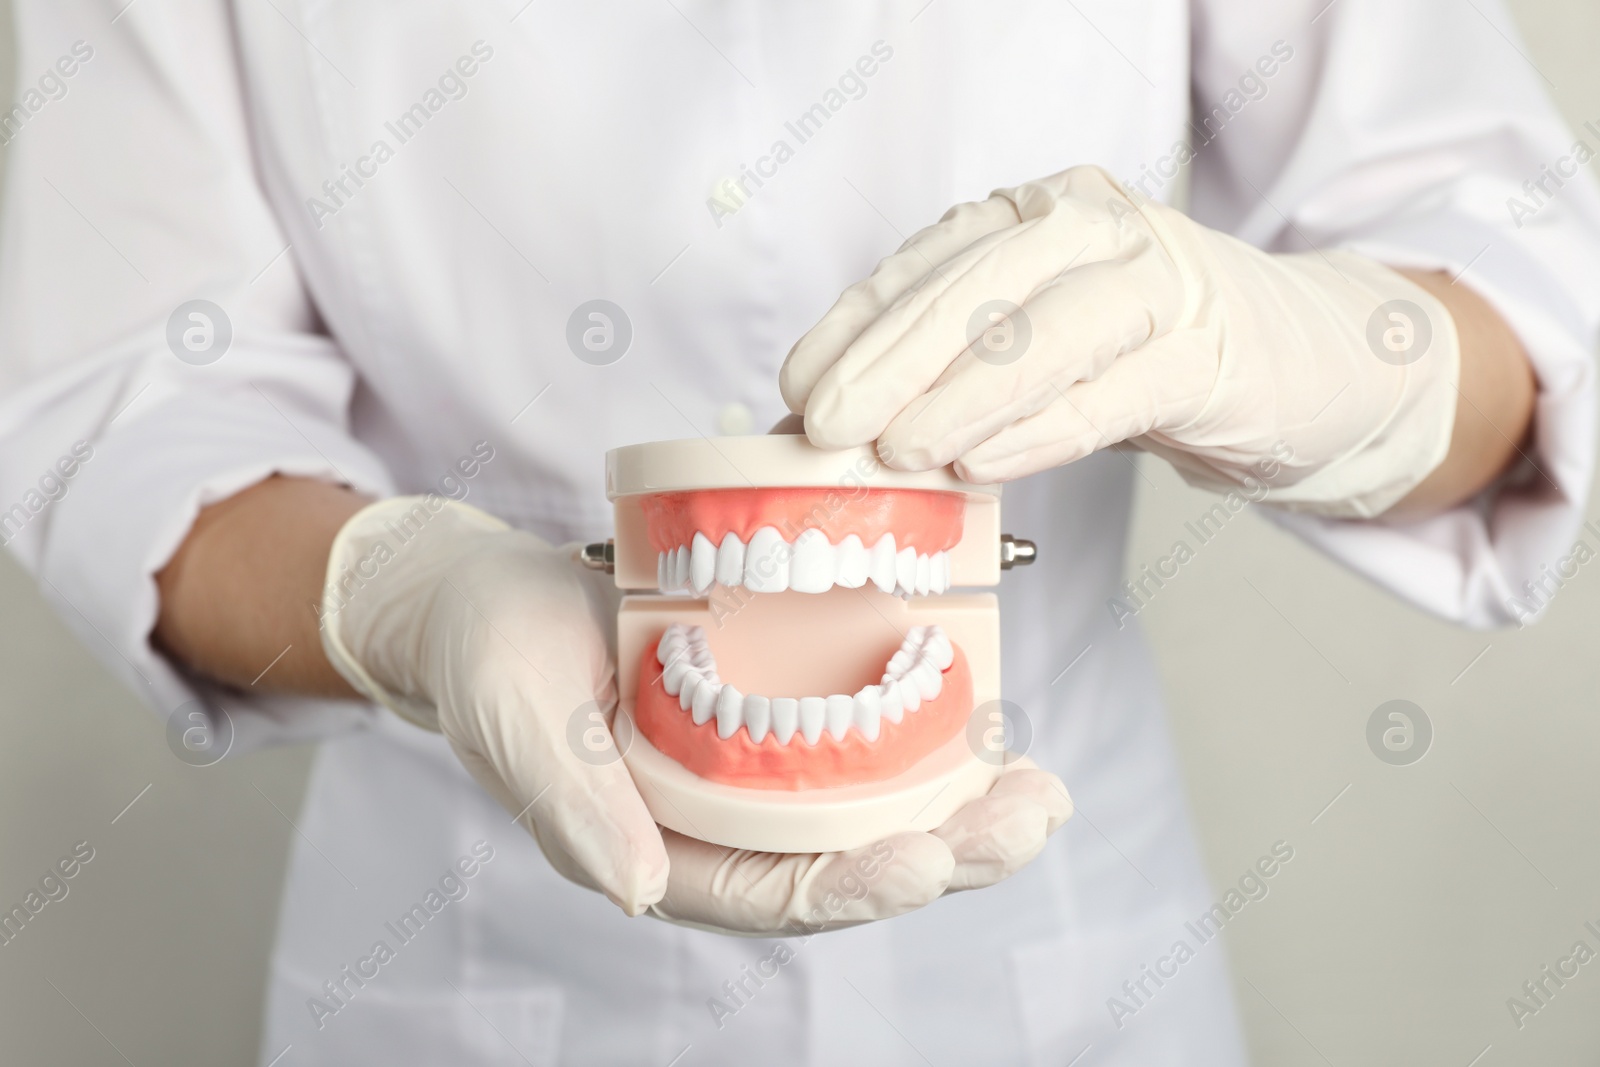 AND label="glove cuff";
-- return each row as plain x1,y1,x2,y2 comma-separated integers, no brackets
1141,212,1463,519
1269,254,1462,519
318,494,508,729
